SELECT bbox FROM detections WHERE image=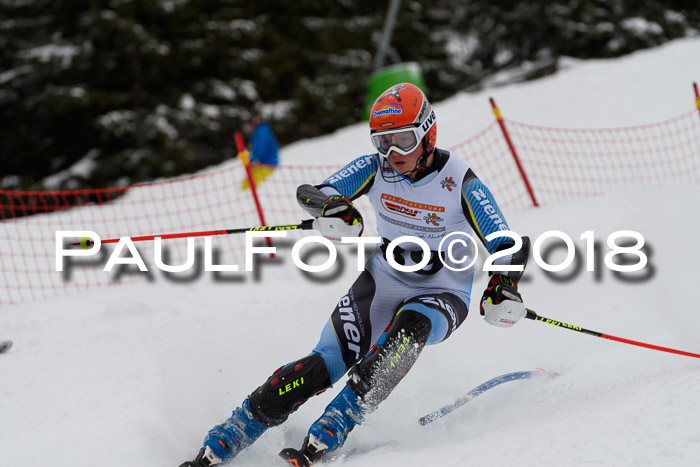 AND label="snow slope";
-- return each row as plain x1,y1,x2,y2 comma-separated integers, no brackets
1,37,700,467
